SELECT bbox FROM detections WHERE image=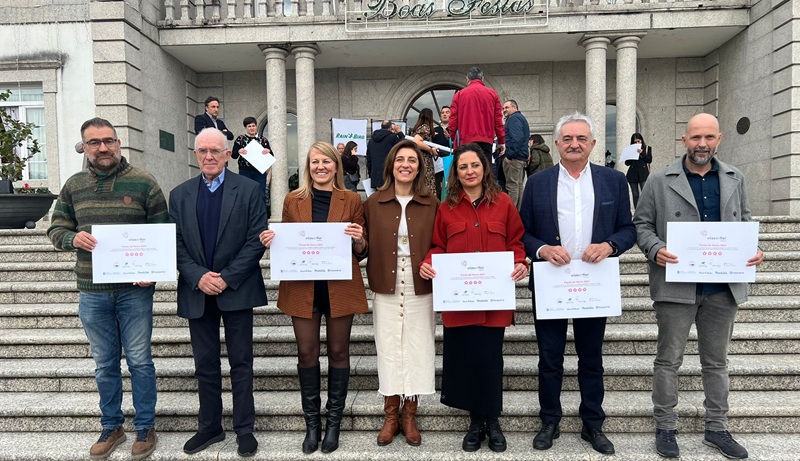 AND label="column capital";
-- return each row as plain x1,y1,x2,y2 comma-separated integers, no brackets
612,34,644,50
260,44,290,60
292,43,321,59
579,35,611,50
